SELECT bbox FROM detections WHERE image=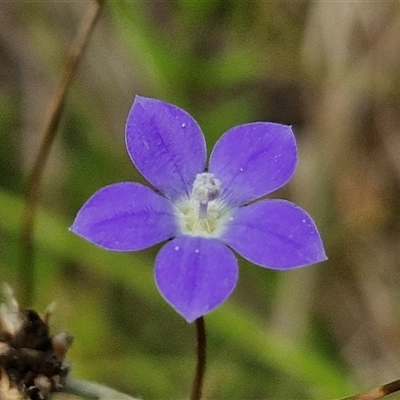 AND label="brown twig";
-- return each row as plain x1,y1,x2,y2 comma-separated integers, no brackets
190,317,207,400
19,0,104,306
341,379,400,400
